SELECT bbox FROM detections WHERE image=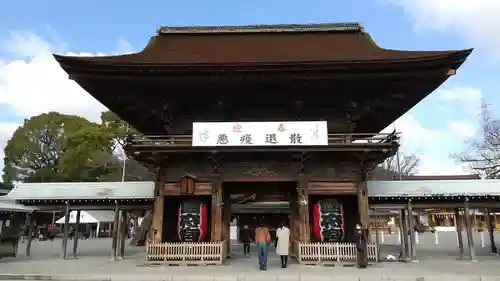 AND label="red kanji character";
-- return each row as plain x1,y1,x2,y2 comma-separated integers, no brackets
277,123,286,132
232,124,242,133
